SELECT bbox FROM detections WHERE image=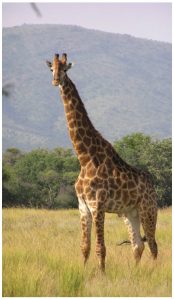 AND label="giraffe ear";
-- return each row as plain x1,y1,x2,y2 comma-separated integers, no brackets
65,63,73,71
46,61,53,71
